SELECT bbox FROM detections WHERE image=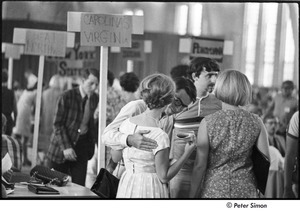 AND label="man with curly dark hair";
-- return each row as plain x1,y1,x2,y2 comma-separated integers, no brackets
120,72,140,103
